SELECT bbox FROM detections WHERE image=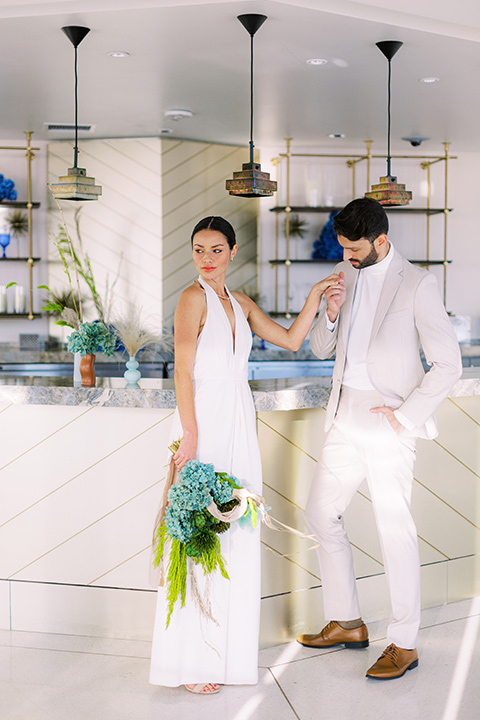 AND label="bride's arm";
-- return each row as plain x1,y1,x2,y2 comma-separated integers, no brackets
172,285,205,470
234,273,341,351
